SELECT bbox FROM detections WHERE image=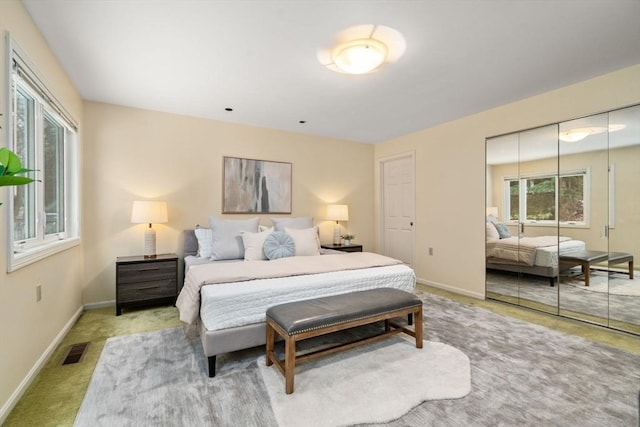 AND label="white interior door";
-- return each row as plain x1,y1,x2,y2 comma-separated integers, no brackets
381,154,415,266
